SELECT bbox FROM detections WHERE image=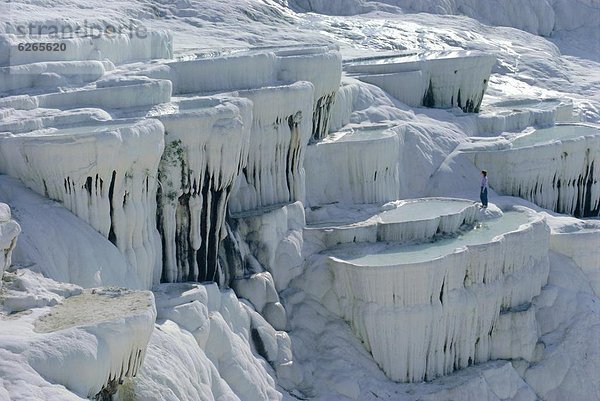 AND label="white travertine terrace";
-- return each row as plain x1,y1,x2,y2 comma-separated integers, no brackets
0,176,145,289
345,51,496,113
271,46,342,141
469,124,600,217
0,31,172,67
0,60,107,94
135,46,341,213
305,198,478,250
327,79,360,133
153,96,253,284
0,78,172,112
305,124,401,206
477,98,576,135
140,46,341,140
29,288,156,399
0,119,165,288
229,82,314,214
37,79,173,110
0,272,156,400
0,42,342,288
0,11,593,397
324,208,549,382
0,108,112,135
